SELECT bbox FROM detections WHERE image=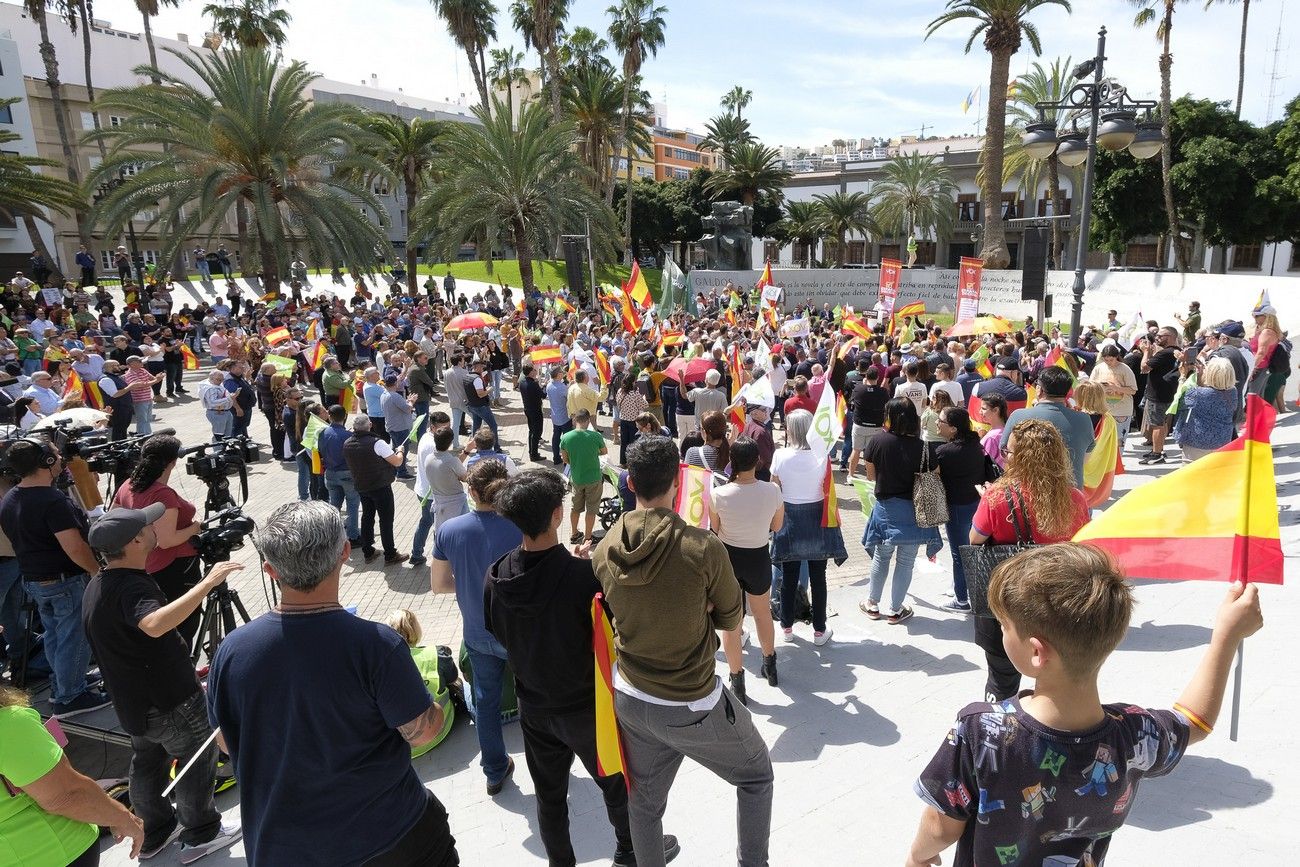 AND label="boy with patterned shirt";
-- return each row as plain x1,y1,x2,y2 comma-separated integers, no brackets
906,543,1263,867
